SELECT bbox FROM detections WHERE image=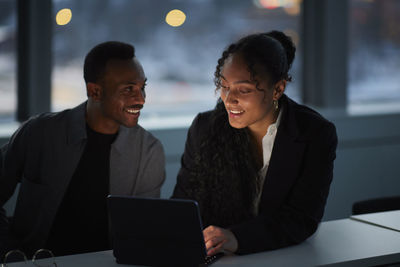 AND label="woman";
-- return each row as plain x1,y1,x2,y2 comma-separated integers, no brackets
172,31,337,256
